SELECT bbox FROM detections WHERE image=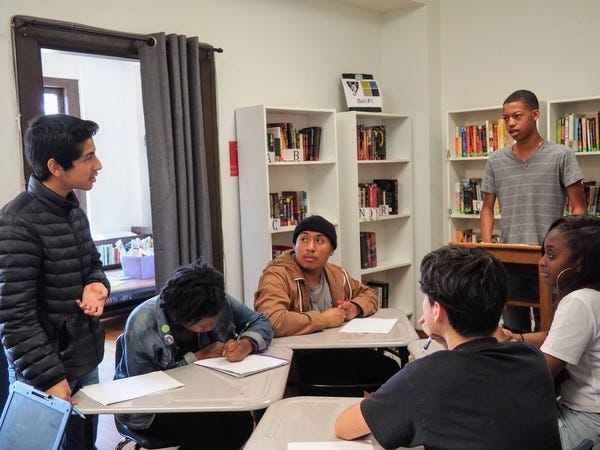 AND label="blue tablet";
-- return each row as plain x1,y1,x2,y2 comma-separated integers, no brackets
0,381,72,450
